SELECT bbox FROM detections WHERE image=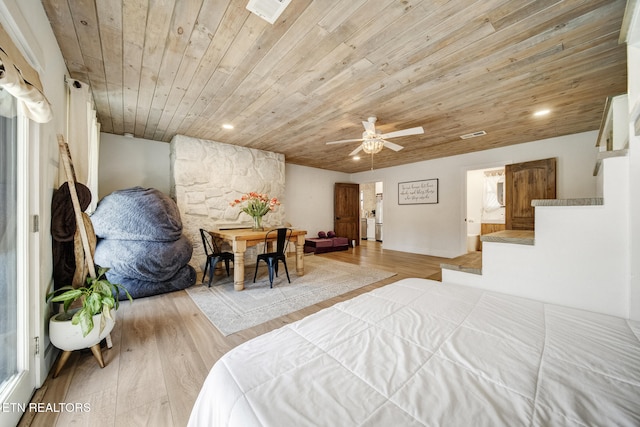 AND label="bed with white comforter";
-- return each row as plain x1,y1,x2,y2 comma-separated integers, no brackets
189,278,640,426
